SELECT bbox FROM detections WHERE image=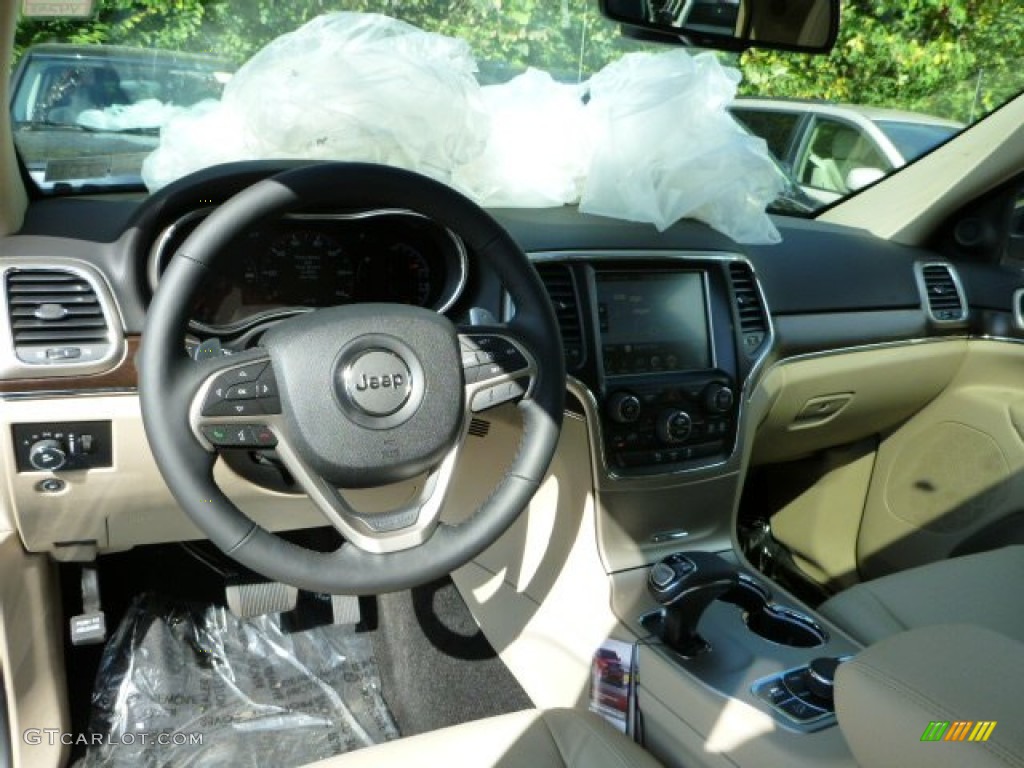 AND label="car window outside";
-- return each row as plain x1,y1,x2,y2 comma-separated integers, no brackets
8,1,1024,210
797,117,889,196
730,109,802,168
873,120,961,163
